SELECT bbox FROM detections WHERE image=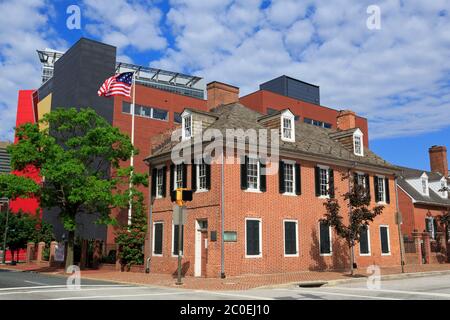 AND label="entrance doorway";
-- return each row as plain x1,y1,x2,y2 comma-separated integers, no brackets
194,220,208,277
